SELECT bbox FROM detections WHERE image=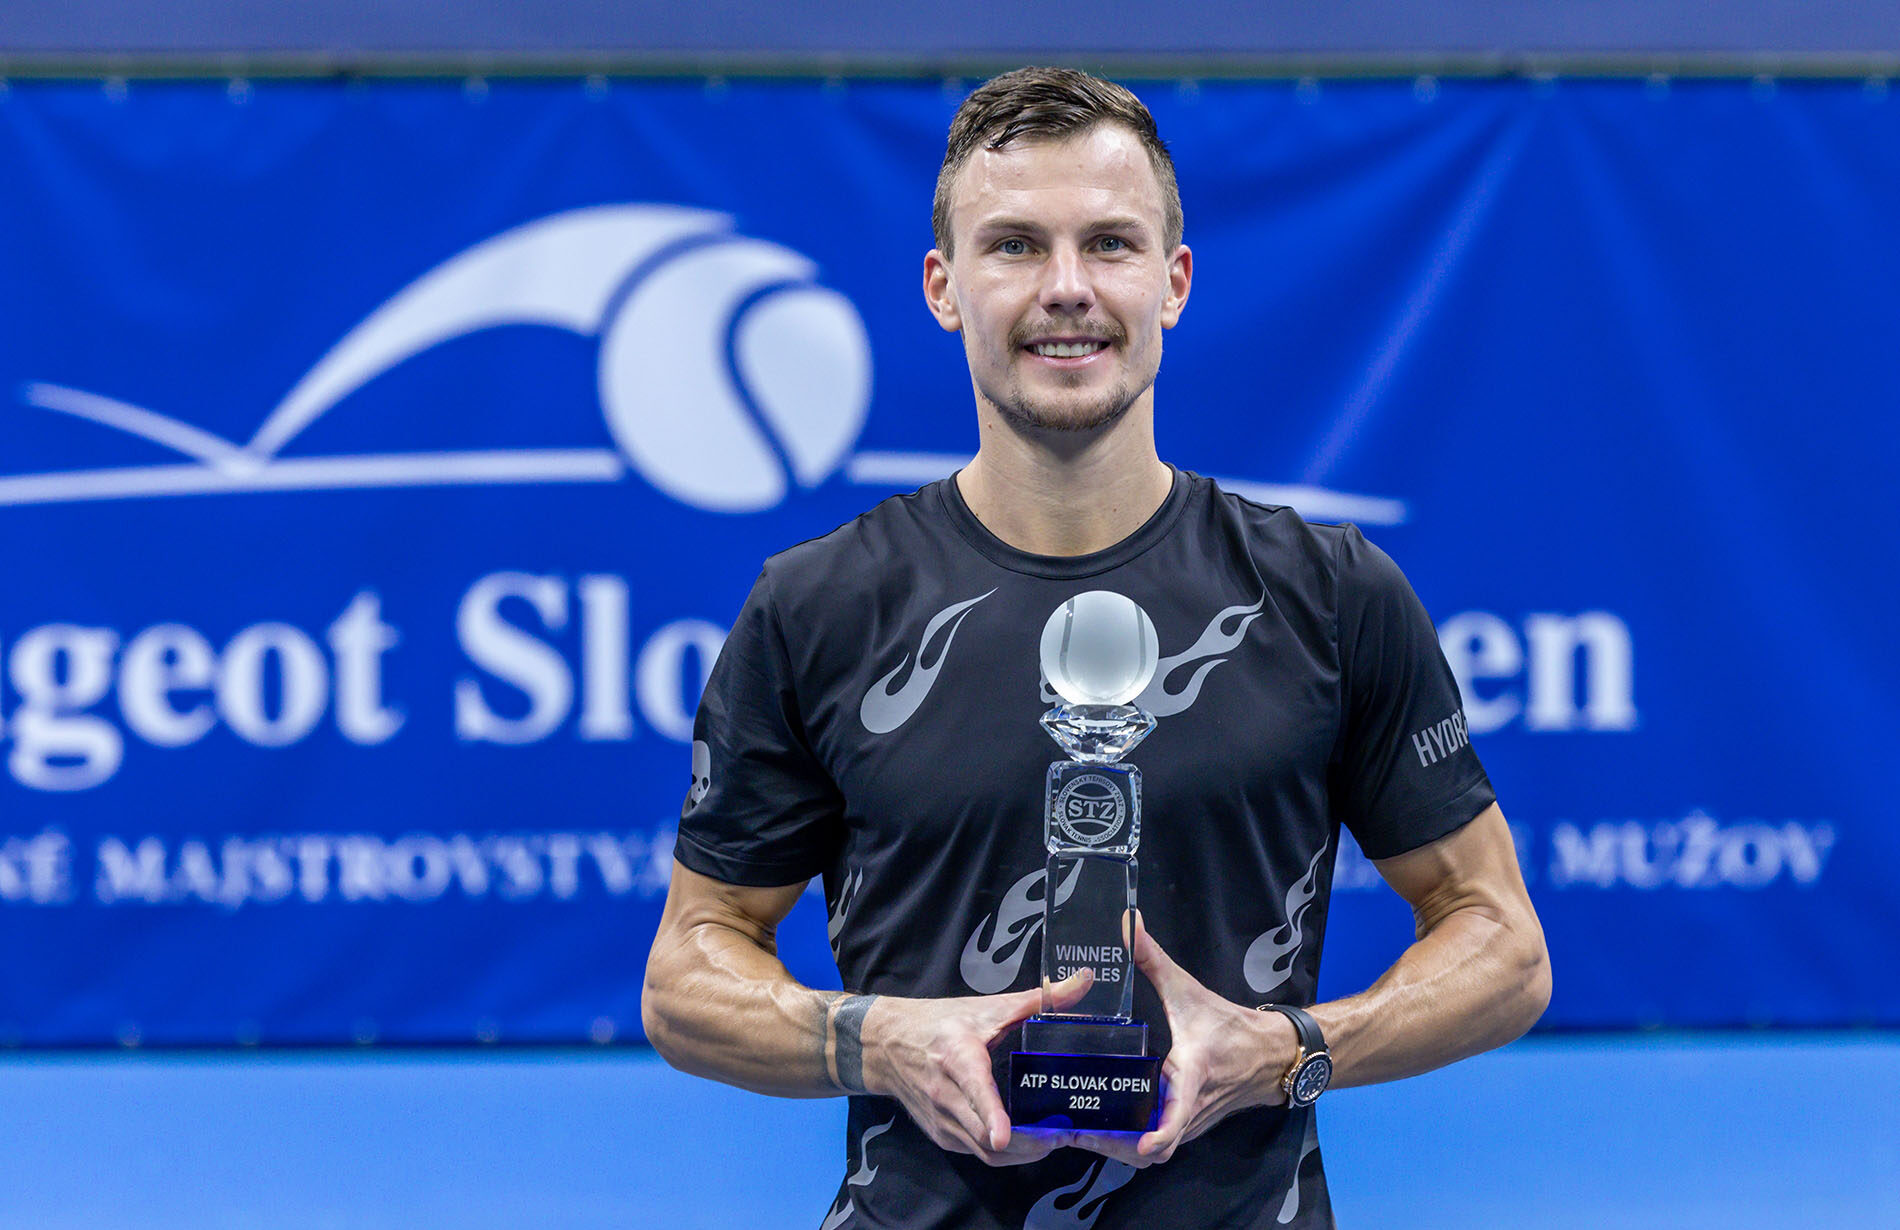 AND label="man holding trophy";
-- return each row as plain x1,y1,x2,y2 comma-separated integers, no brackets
644,67,1551,1229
